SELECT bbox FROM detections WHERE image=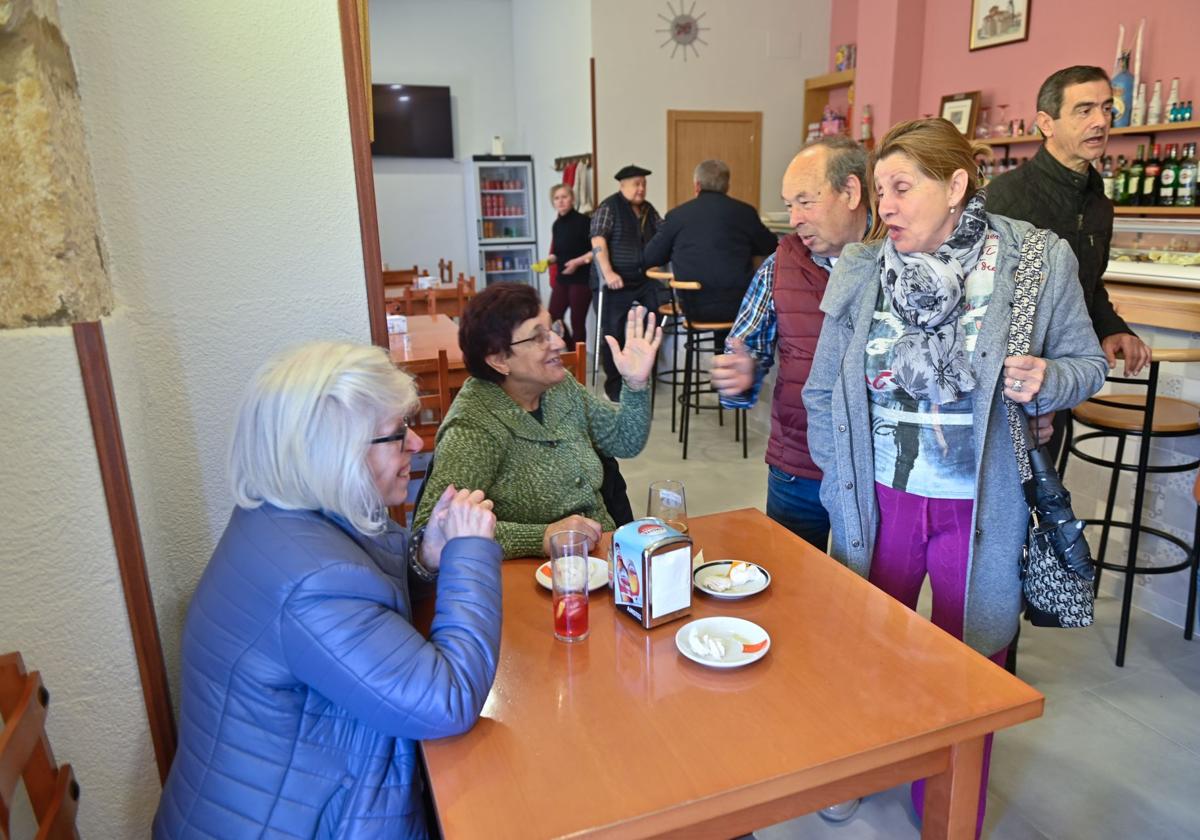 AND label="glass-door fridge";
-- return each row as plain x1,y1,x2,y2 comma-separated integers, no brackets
465,155,539,289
